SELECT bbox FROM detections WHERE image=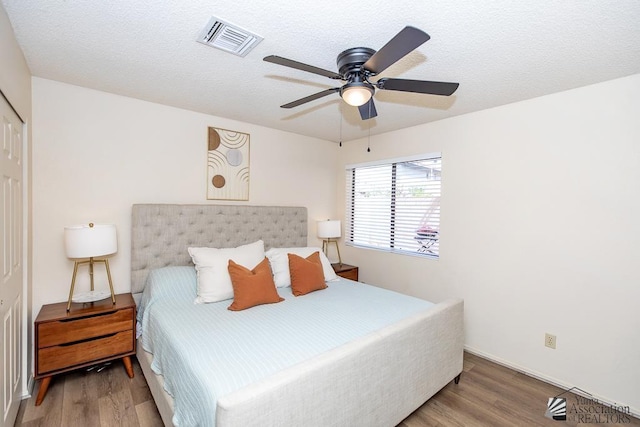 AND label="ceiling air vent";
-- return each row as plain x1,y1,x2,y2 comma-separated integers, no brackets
197,16,263,57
